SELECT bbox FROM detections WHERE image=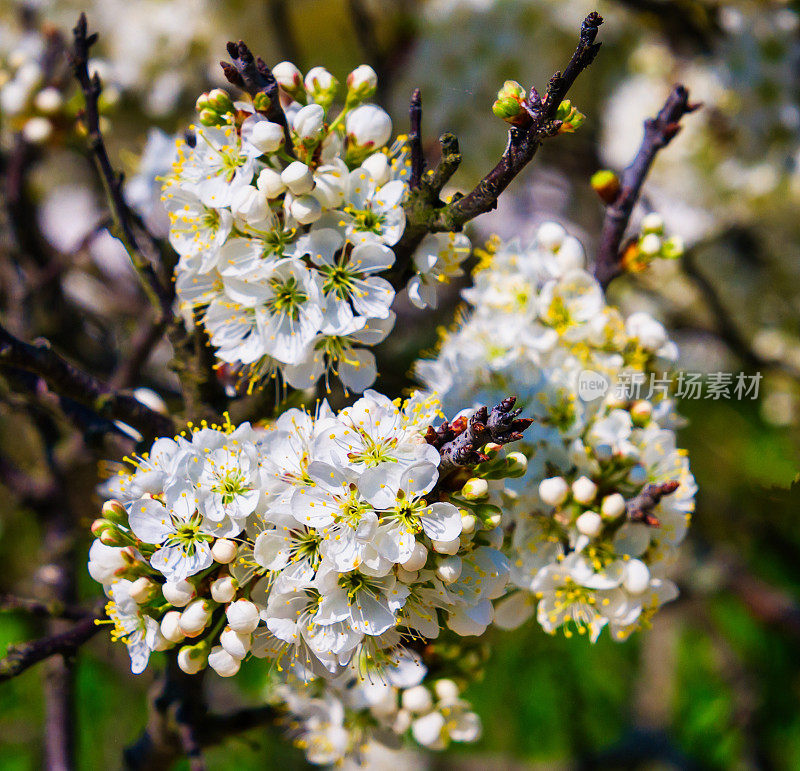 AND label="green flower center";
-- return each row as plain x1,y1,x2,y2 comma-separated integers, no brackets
269,276,307,319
